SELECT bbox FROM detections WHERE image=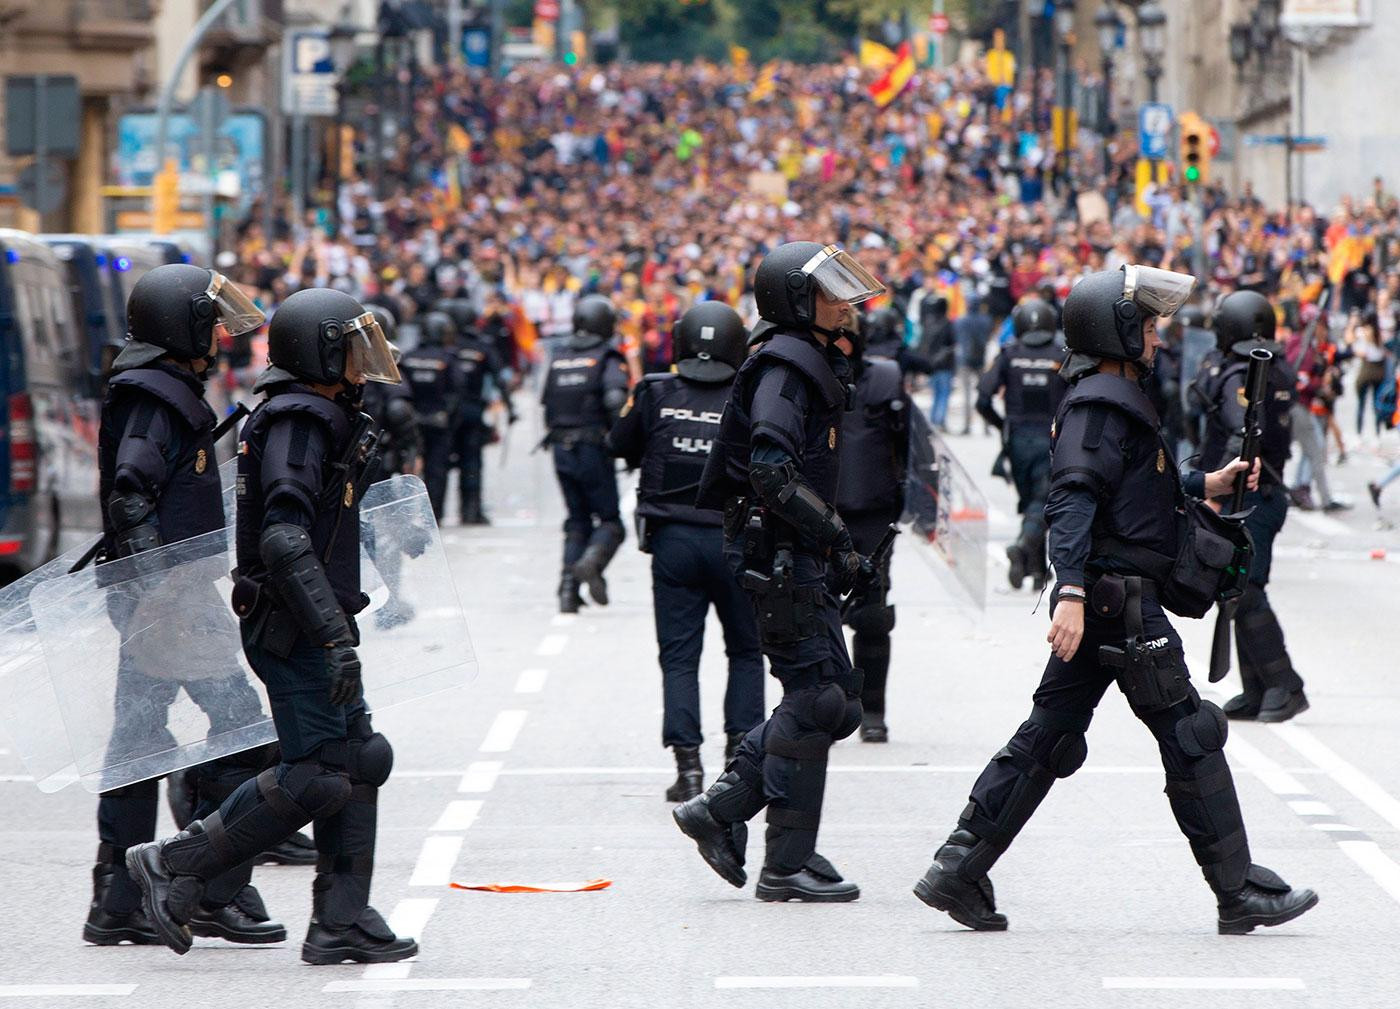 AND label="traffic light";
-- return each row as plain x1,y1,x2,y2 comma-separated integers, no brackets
339,125,356,180
1179,111,1211,186
153,160,179,235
